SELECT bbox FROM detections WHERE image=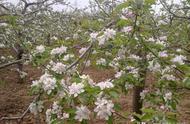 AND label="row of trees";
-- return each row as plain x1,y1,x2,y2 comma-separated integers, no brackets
0,0,190,123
